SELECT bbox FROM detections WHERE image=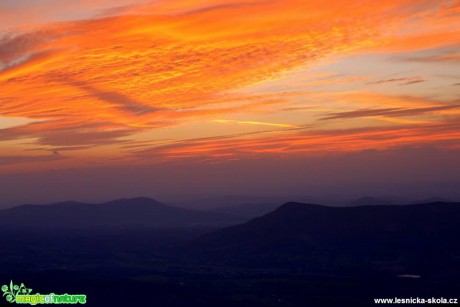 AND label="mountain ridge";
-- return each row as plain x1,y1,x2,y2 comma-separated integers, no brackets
0,197,243,229
188,201,460,271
